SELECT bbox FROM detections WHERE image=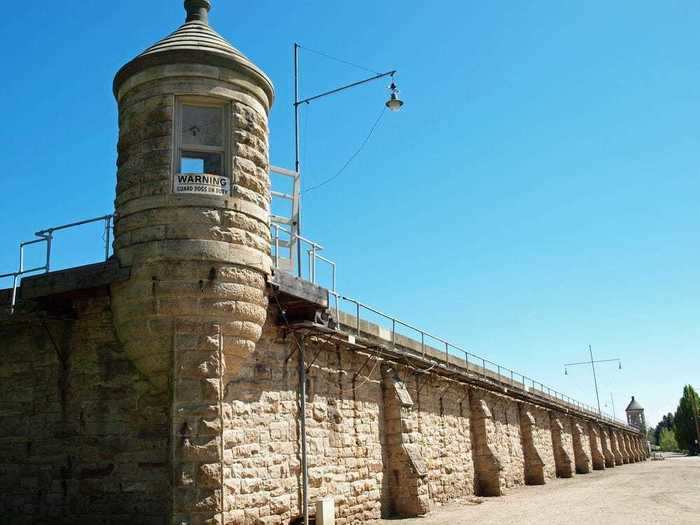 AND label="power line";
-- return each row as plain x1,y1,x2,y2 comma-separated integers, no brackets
298,44,381,75
303,107,387,194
